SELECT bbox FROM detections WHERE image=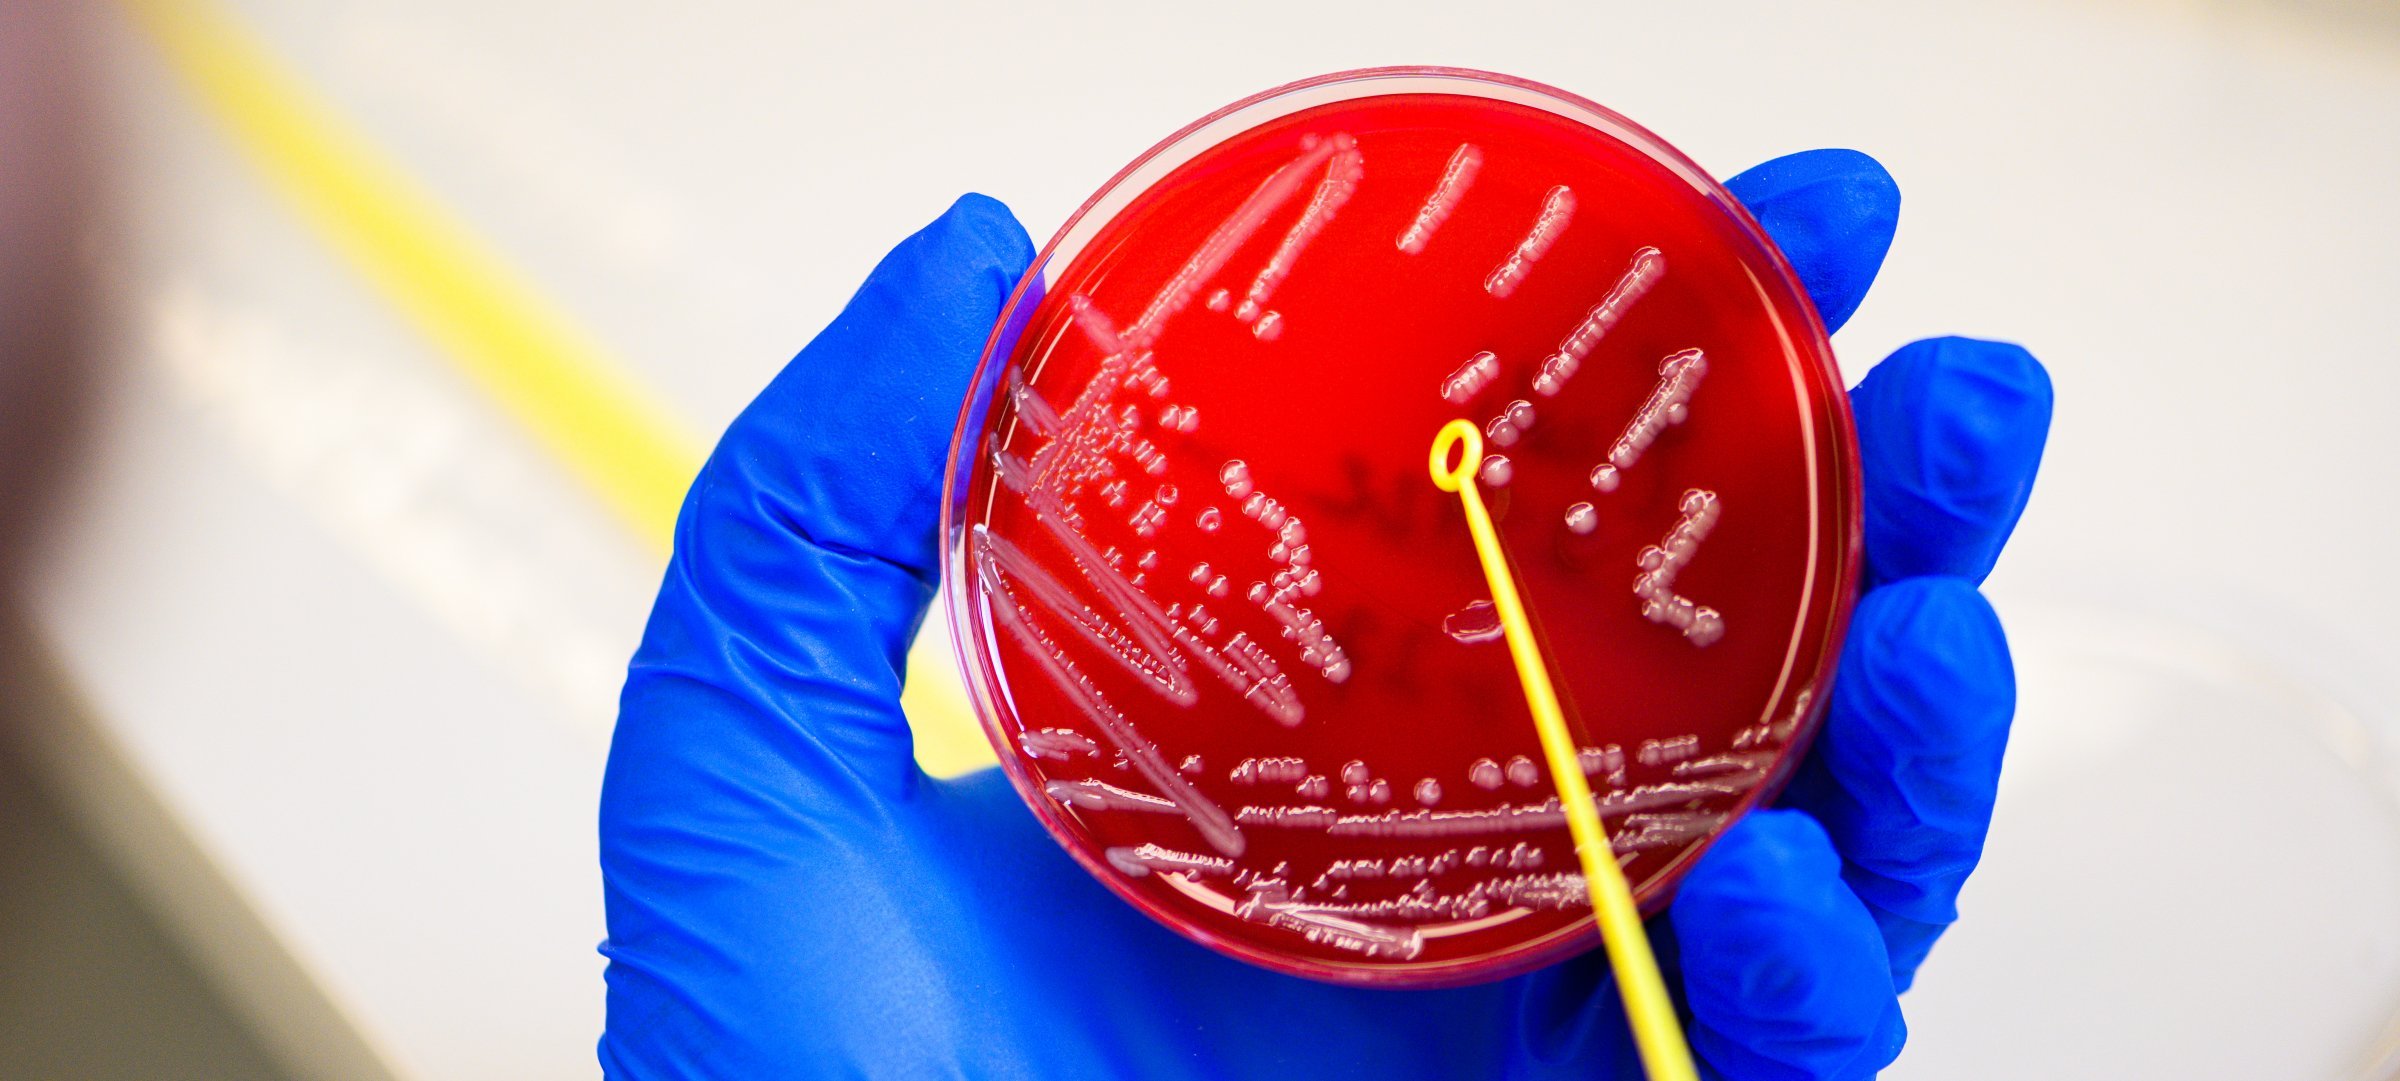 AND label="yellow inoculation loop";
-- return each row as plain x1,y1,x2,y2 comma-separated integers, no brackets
1429,419,1699,1081
122,0,991,770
